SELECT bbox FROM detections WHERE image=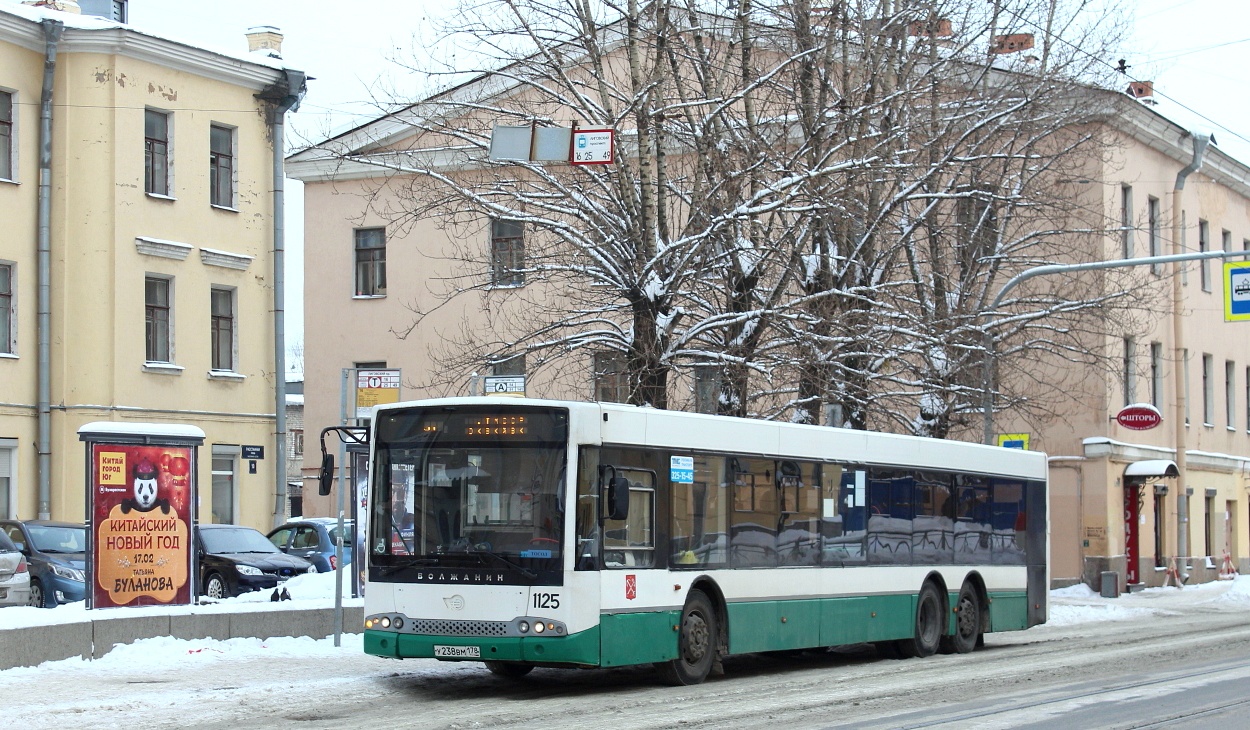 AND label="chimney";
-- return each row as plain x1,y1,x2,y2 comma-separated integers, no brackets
246,26,284,58
1127,81,1157,105
77,0,127,22
23,1,82,14
991,33,1035,54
